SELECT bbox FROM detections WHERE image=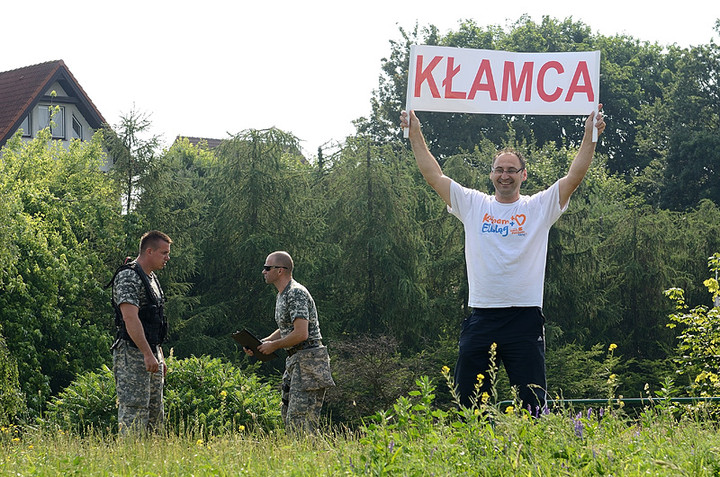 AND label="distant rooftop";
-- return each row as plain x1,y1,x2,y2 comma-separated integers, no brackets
176,136,224,150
